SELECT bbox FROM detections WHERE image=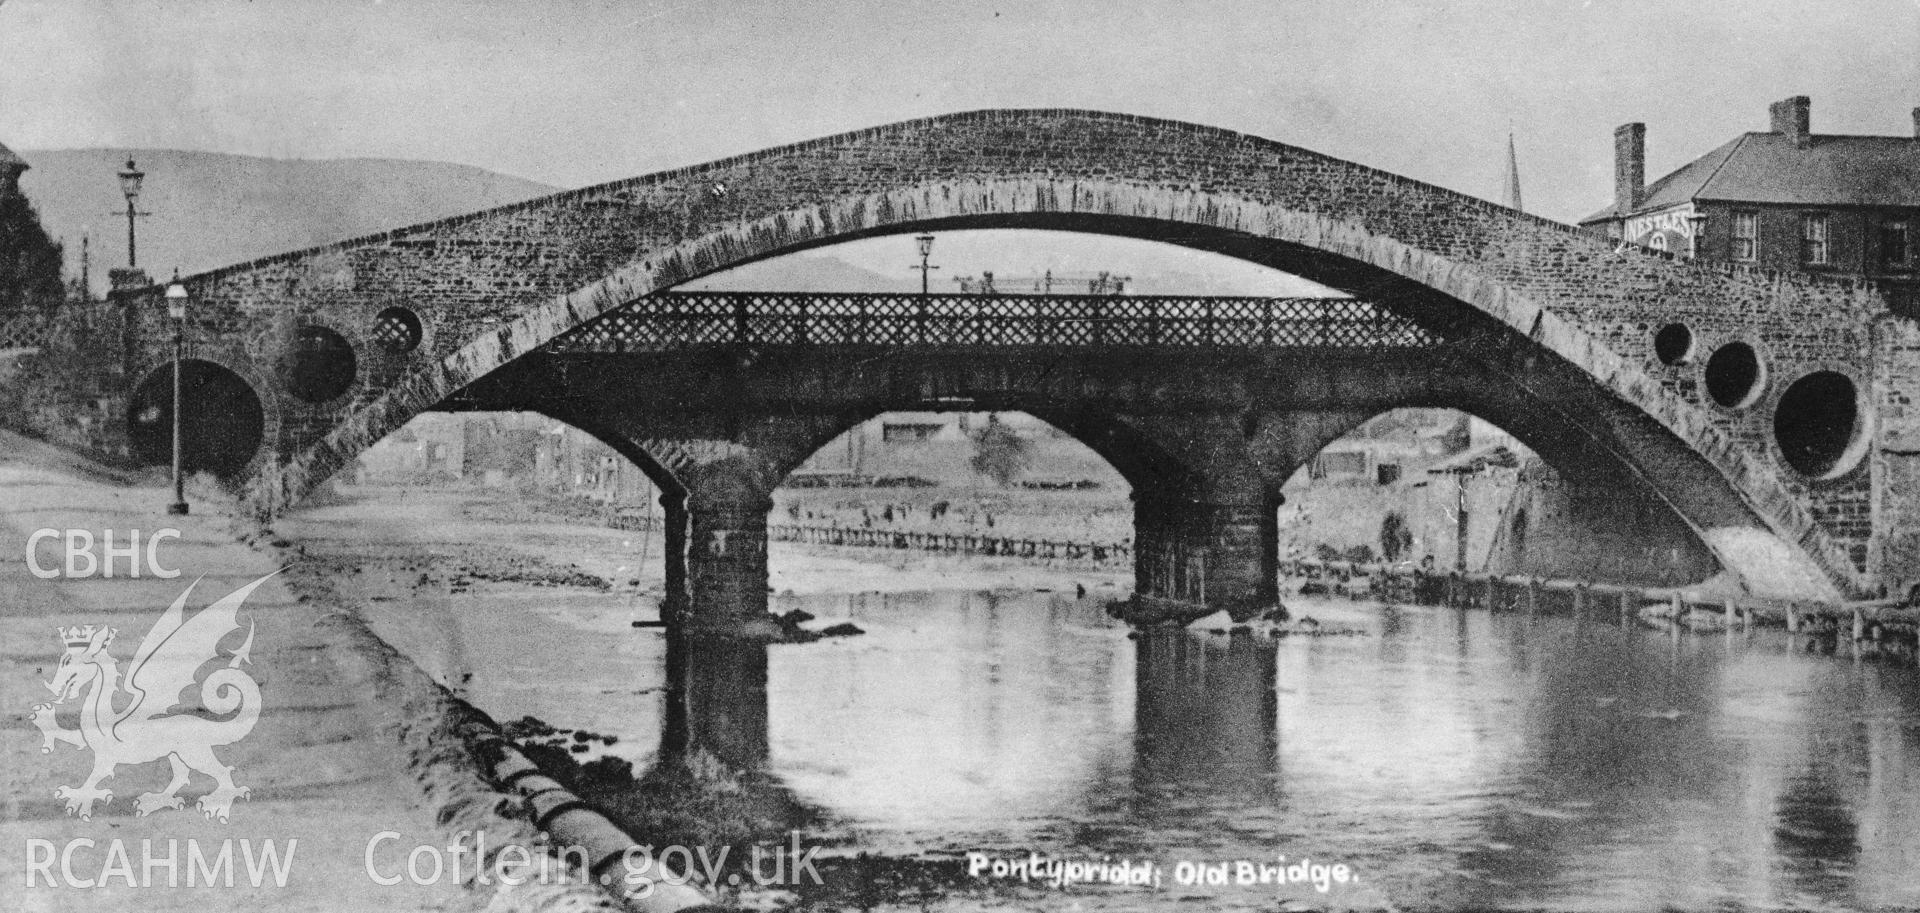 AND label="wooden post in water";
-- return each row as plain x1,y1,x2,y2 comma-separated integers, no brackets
1725,599,1738,637
1526,579,1541,616
1853,607,1867,642
1787,602,1801,633
1483,577,1497,611
1670,591,1684,631
1620,589,1633,623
